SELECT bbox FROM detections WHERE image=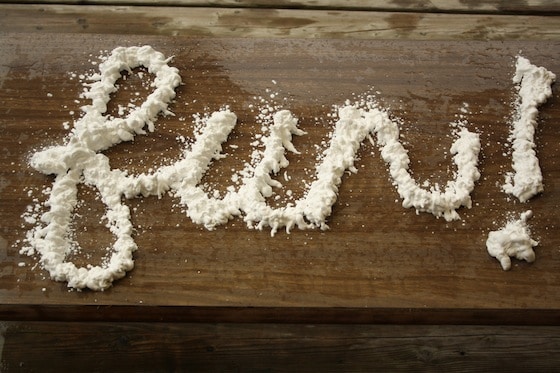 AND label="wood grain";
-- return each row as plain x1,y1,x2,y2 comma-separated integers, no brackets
10,0,560,15
1,4,560,40
1,31,559,323
2,321,560,372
